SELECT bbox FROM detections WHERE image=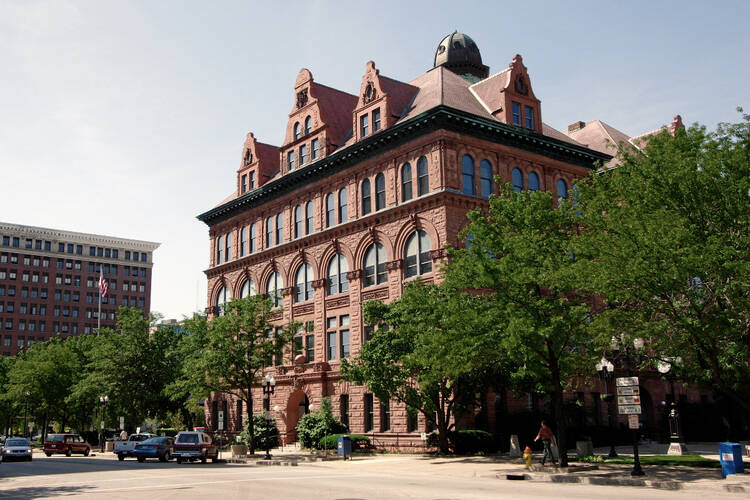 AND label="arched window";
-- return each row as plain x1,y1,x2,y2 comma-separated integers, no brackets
361,179,372,215
327,253,349,295
276,213,284,245
216,286,230,316
304,116,312,135
465,233,474,249
404,230,432,278
528,172,540,191
240,227,247,257
305,201,314,234
375,173,385,211
417,156,429,196
462,154,475,195
338,188,348,223
480,159,493,199
240,279,256,298
216,235,223,264
363,242,387,287
295,263,313,303
294,122,301,140
401,162,413,202
557,179,568,200
266,272,282,307
325,192,335,228
250,223,256,253
225,232,231,261
512,167,524,192
294,205,302,239
265,217,273,248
